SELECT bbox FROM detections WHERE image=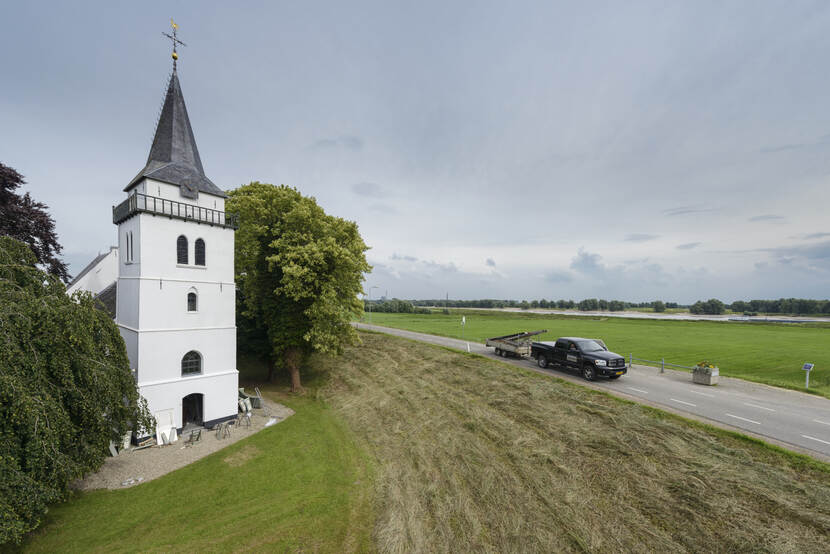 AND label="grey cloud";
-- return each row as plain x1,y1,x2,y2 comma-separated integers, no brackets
663,205,715,217
422,260,459,273
485,258,496,267
676,242,701,250
760,133,830,154
351,182,387,198
625,233,659,242
390,253,418,262
570,249,605,277
310,135,364,151
748,214,786,222
544,270,573,283
369,203,398,214
760,240,830,271
805,232,830,240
